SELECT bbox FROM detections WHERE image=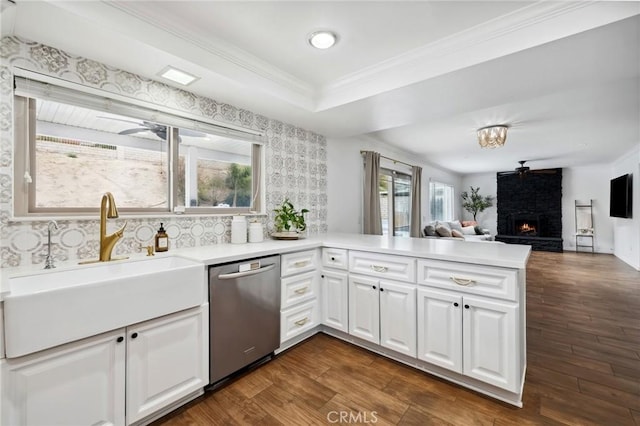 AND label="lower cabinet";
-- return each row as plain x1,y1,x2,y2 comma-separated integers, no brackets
2,329,126,426
417,288,519,392
349,274,416,357
126,305,209,424
320,270,349,333
2,304,208,426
